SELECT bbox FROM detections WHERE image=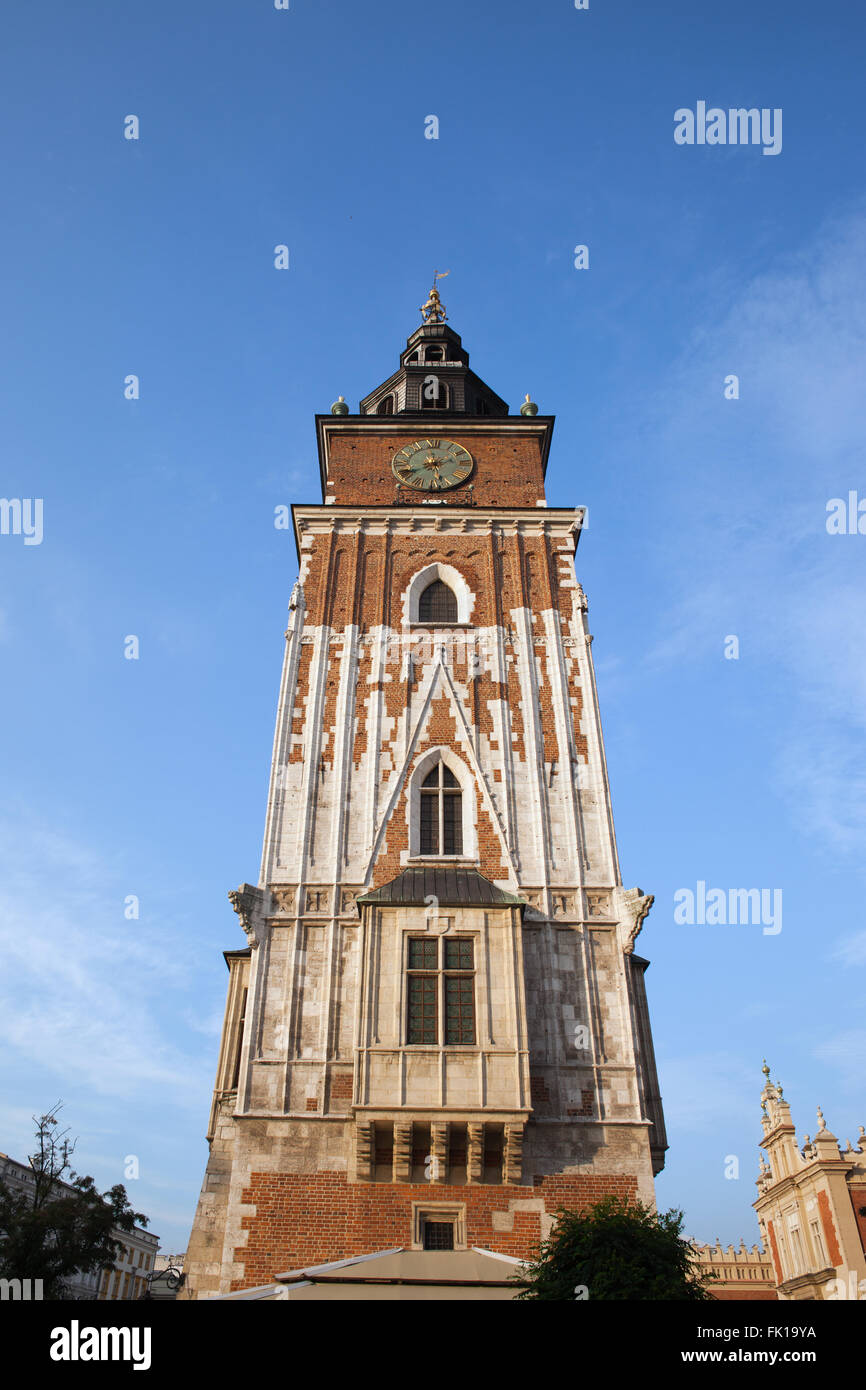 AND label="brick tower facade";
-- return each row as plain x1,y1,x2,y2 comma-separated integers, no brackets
182,285,667,1297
